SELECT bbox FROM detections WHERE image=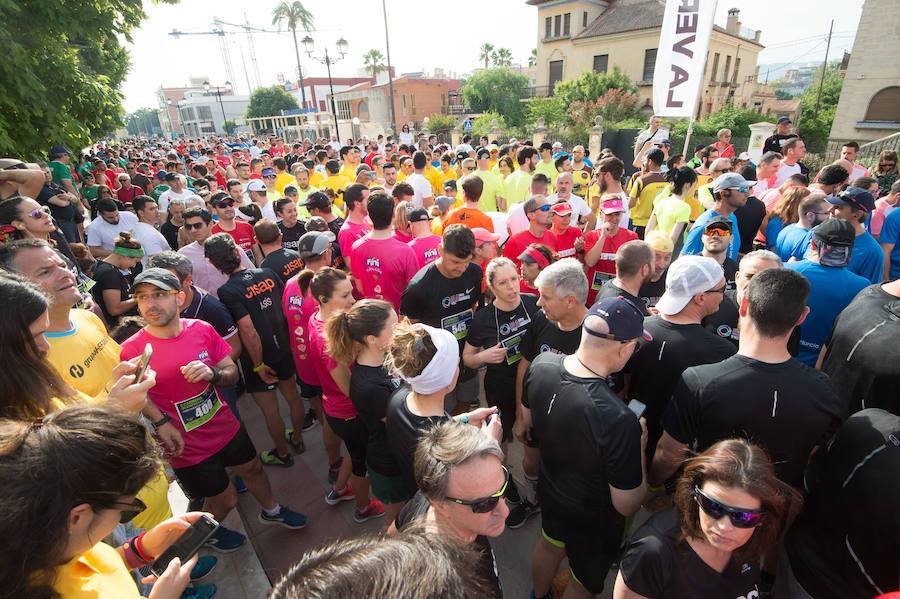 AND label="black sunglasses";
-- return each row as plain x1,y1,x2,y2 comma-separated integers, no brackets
705,284,728,294
86,497,148,523
445,466,509,513
184,222,206,230
694,486,763,528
